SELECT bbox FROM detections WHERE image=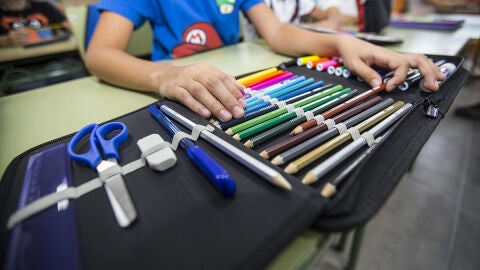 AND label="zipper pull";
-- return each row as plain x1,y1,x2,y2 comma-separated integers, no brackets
423,98,440,119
